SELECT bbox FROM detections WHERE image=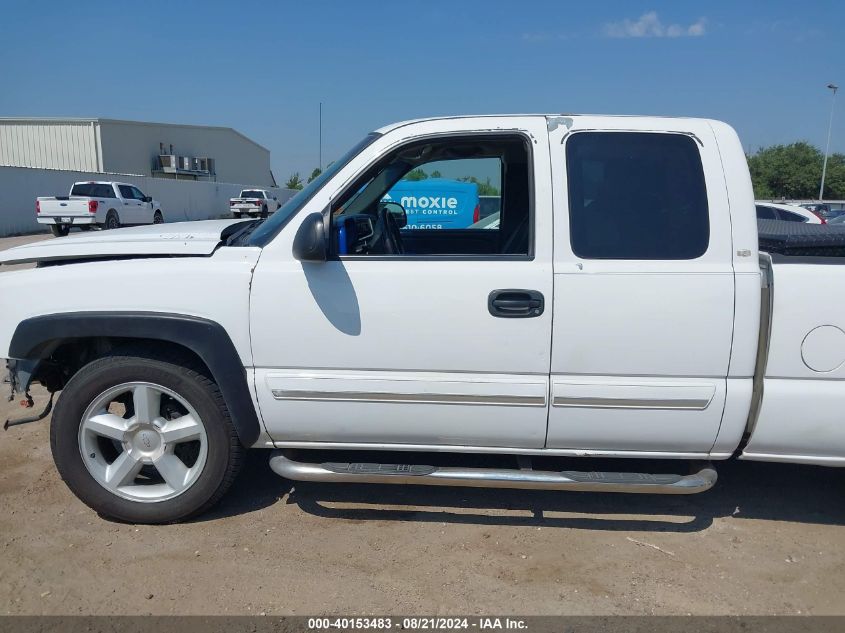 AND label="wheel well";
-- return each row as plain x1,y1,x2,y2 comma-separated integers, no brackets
35,337,210,392
9,312,261,446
